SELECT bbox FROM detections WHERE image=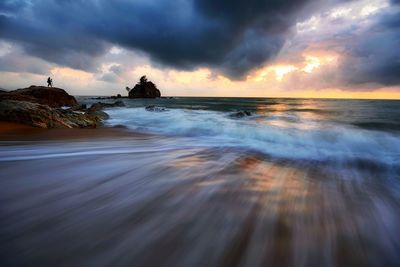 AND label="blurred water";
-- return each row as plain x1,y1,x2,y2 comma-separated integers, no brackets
1,97,400,266
100,97,400,169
